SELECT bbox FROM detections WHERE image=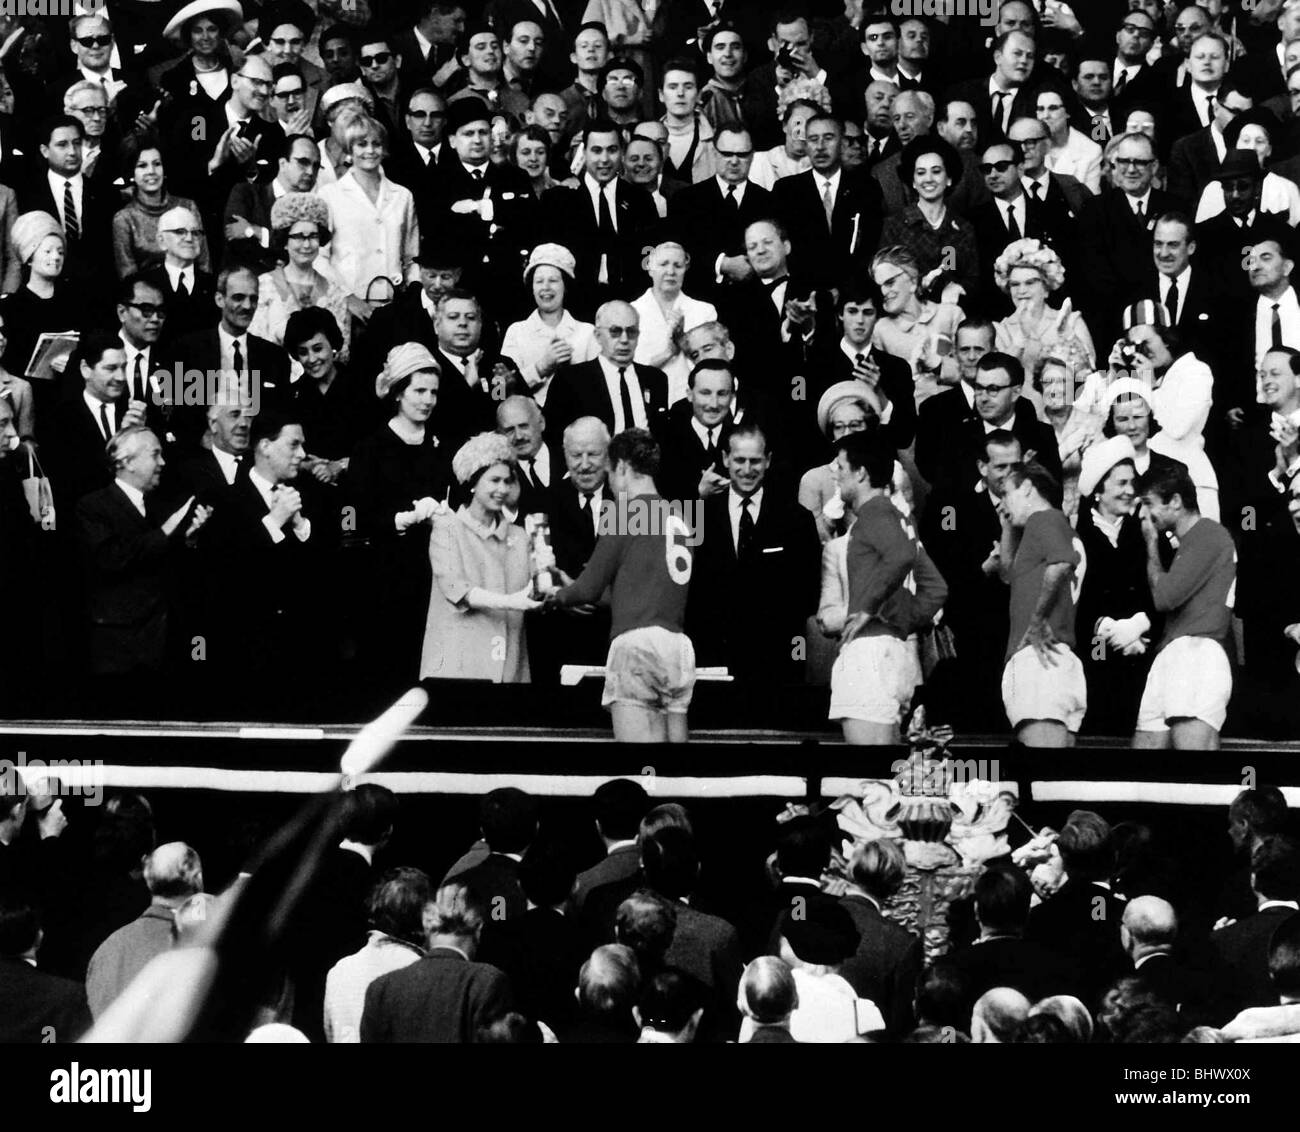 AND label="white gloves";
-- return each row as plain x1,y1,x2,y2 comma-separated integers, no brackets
395,497,441,532
822,488,846,523
1097,613,1151,655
